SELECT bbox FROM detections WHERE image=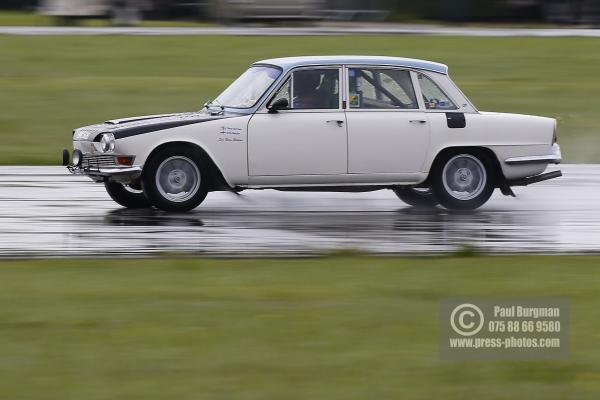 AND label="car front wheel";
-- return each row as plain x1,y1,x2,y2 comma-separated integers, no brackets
432,152,495,211
104,181,150,209
141,146,208,212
